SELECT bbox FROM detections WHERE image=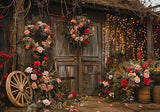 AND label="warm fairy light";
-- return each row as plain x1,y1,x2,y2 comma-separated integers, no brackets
104,14,148,63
